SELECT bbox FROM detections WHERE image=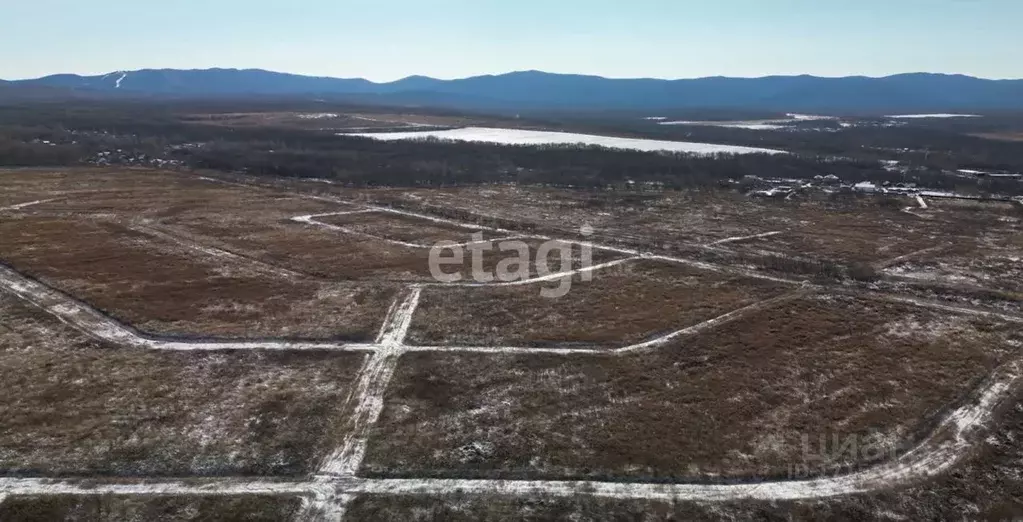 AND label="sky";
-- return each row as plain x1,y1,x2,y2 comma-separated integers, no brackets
3,0,1021,81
